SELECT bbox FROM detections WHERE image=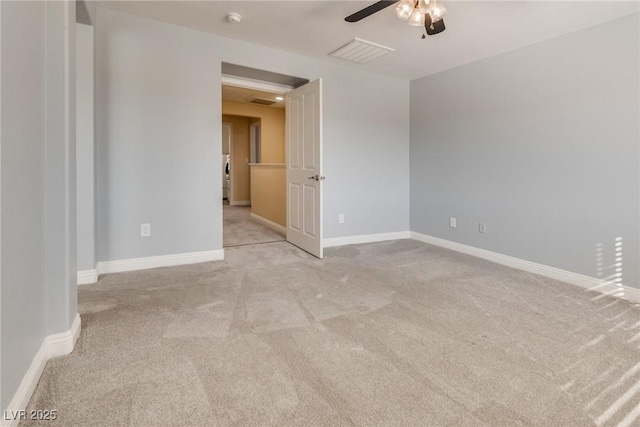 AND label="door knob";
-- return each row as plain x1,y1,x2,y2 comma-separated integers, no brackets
308,175,325,181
